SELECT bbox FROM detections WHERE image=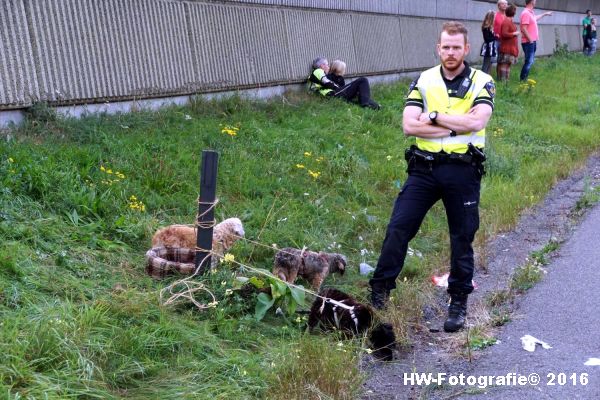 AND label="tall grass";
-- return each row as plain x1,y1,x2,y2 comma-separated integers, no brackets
1,53,600,398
